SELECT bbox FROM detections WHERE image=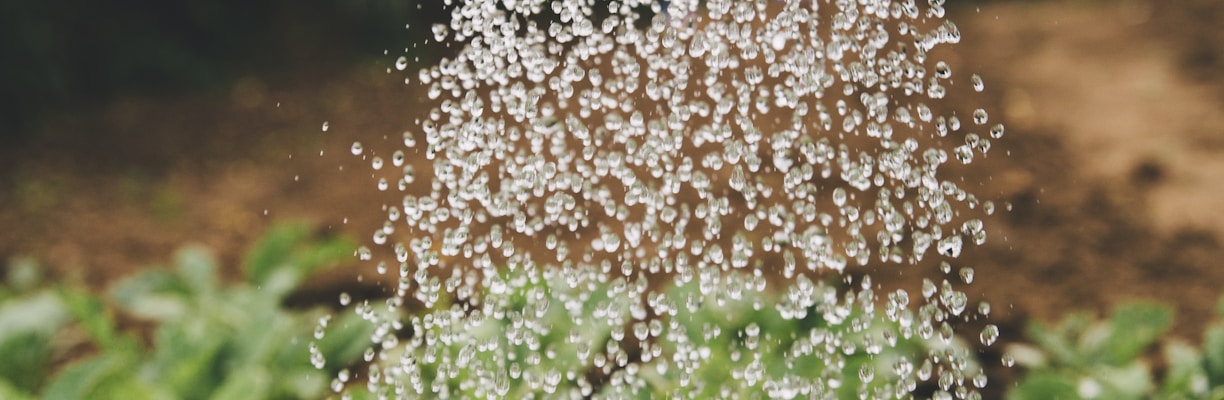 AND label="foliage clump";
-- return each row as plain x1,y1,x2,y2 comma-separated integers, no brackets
0,223,368,400
1009,298,1224,400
